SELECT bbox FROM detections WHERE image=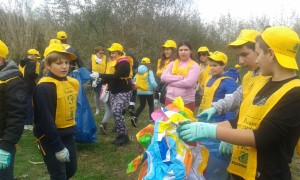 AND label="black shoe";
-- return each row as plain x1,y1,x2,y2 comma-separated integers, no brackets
100,123,108,135
128,105,135,116
131,117,138,127
112,134,129,146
